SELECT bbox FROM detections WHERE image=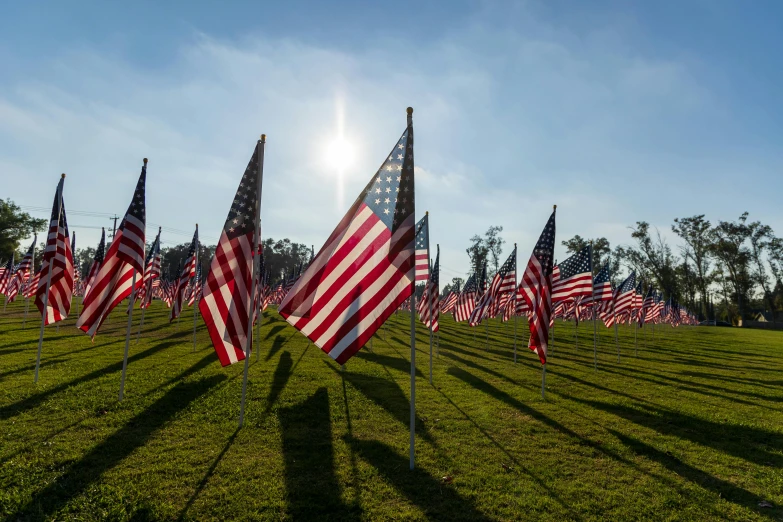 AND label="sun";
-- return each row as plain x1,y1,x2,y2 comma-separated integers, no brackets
326,137,354,170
